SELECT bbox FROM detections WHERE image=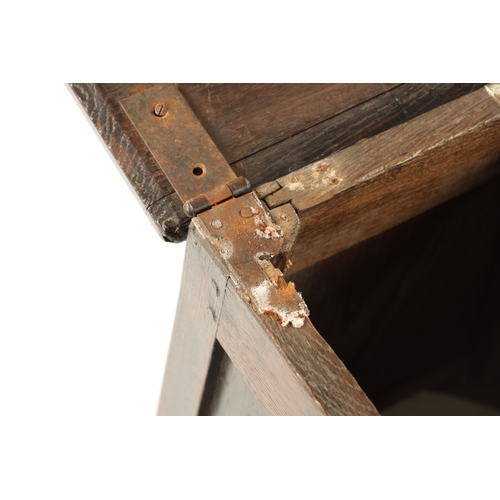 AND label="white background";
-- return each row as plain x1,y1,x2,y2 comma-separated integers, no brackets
1,81,498,499
1,83,186,417
1,5,499,498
